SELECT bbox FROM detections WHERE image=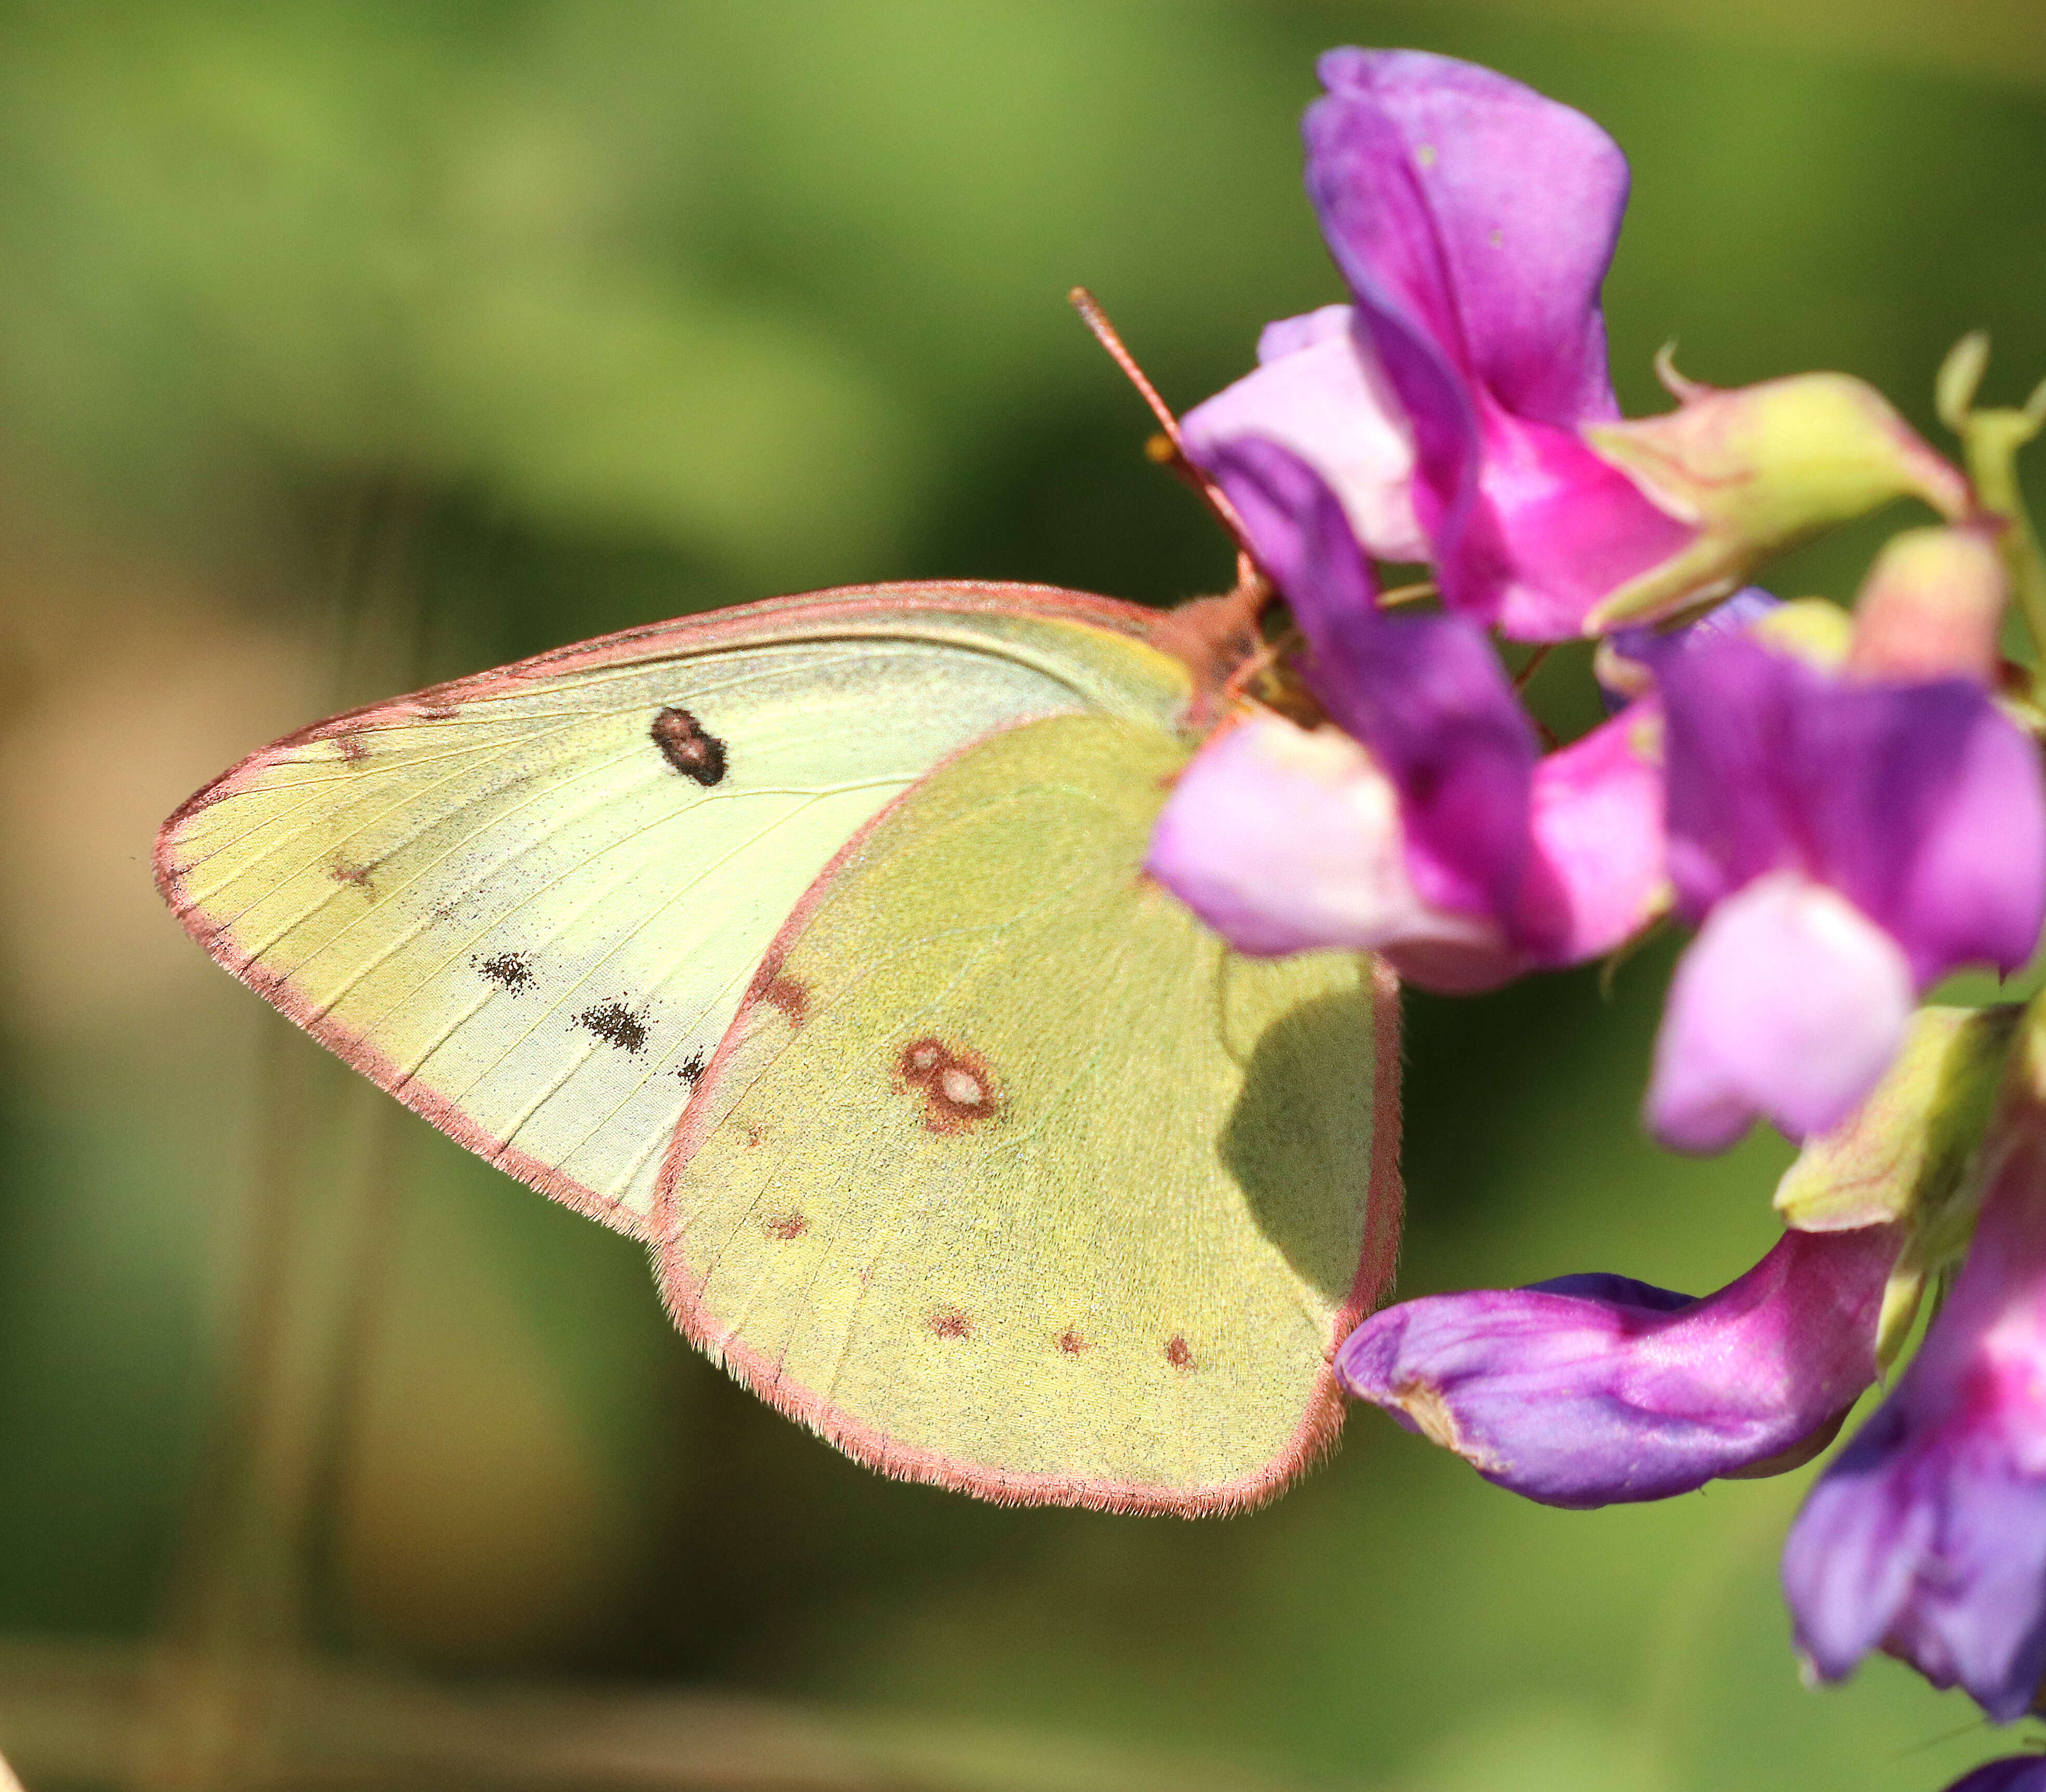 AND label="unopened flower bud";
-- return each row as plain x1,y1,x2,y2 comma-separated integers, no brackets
1848,525,2008,684
1582,372,1972,632
1749,596,1853,670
